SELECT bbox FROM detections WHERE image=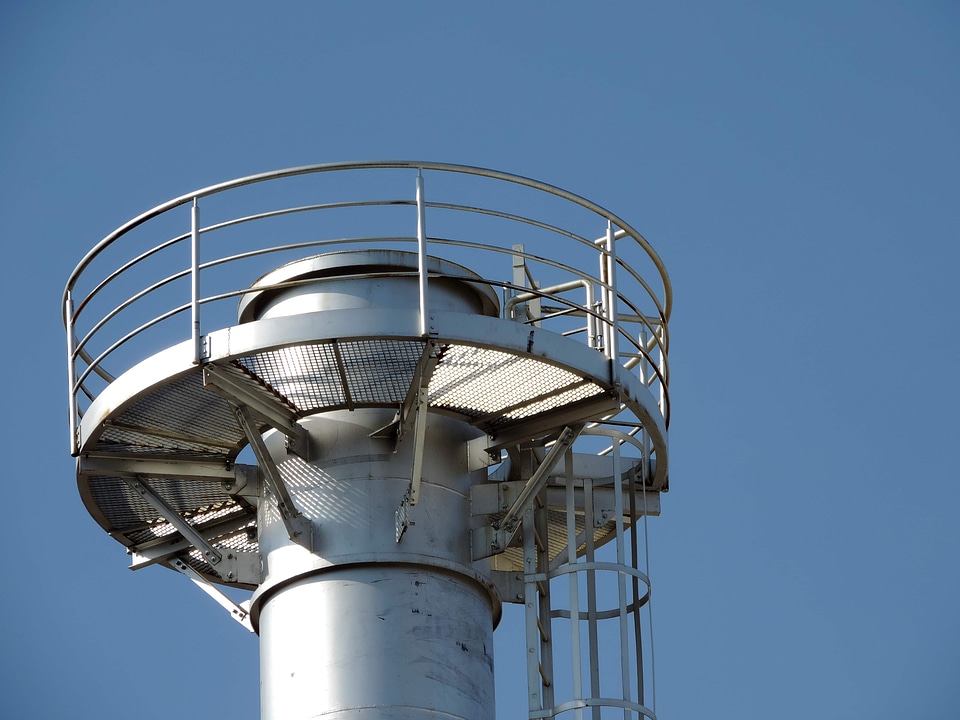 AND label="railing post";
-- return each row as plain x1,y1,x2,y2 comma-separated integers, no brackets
191,198,202,363
657,326,667,418
584,281,597,350
65,290,78,455
416,171,429,338
605,221,620,363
